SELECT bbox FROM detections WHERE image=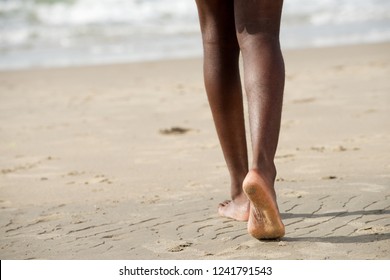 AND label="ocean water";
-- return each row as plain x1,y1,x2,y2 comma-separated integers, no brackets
1,0,389,69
